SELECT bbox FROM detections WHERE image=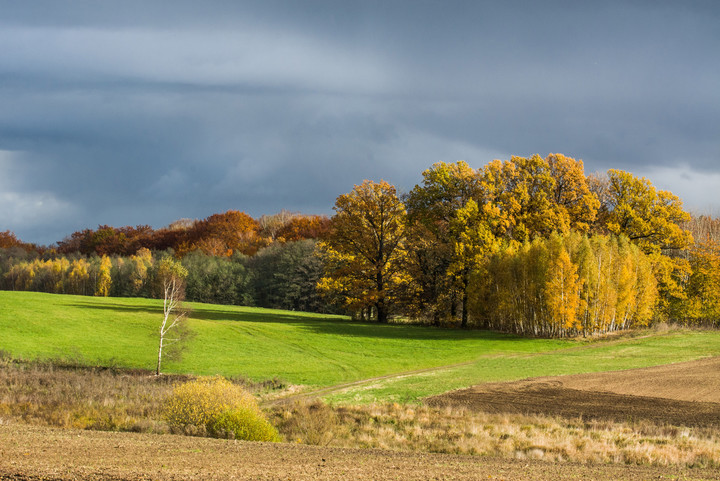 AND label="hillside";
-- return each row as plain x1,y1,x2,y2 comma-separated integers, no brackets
2,291,720,403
